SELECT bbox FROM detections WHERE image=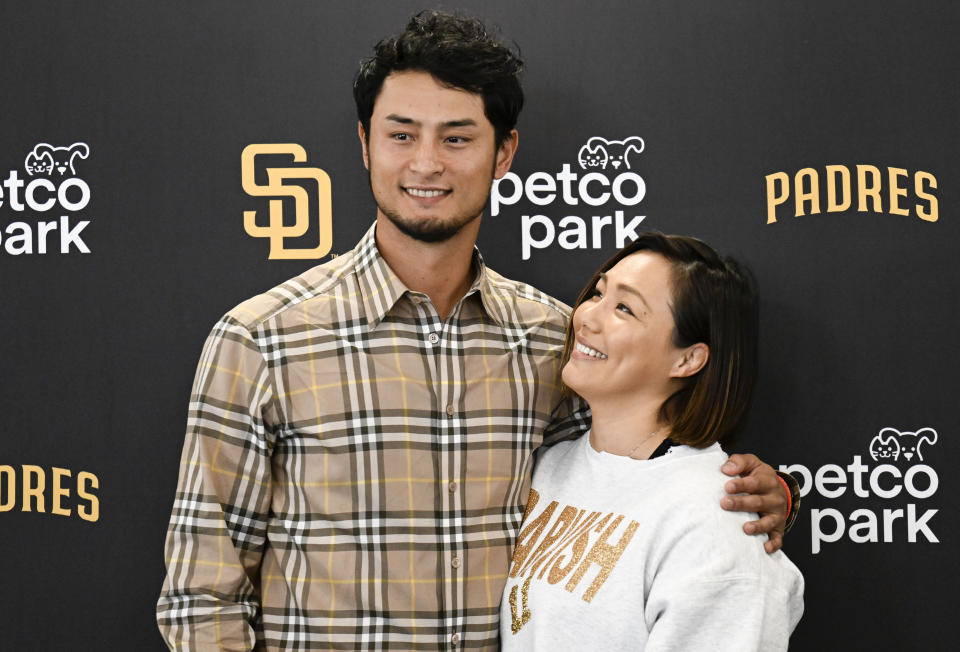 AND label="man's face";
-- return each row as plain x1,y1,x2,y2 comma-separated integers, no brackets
359,70,517,243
